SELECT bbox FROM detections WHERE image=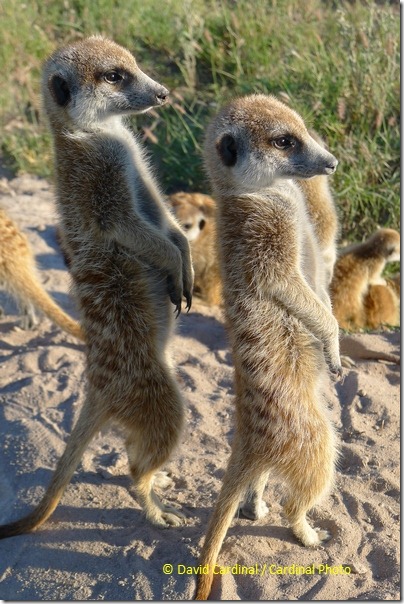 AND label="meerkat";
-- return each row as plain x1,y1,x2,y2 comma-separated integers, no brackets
330,228,400,331
363,282,400,329
0,36,194,540
297,130,339,287
168,142,339,308
0,207,83,339
194,94,341,600
168,192,222,305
